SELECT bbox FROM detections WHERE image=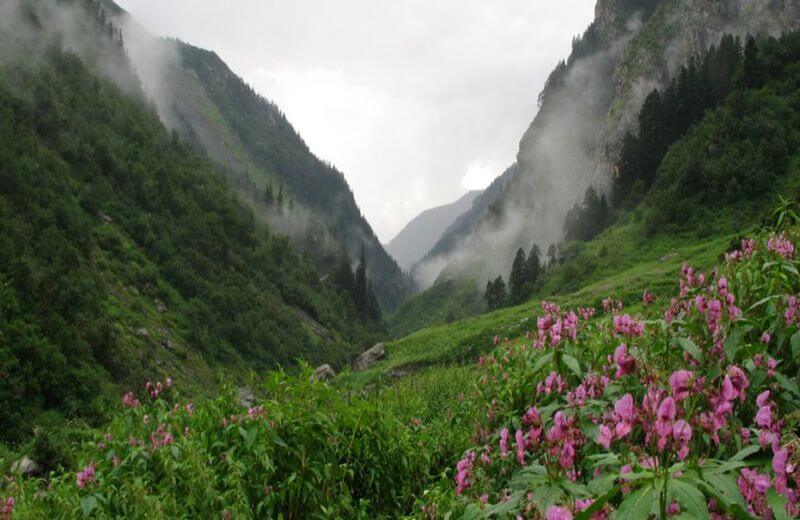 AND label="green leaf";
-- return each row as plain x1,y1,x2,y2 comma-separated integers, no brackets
669,479,710,519
791,331,800,359
533,351,555,373
81,495,98,517
588,473,617,496
774,373,800,398
724,331,741,364
562,354,582,377
615,485,655,520
677,338,703,362
766,488,791,520
575,486,620,520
